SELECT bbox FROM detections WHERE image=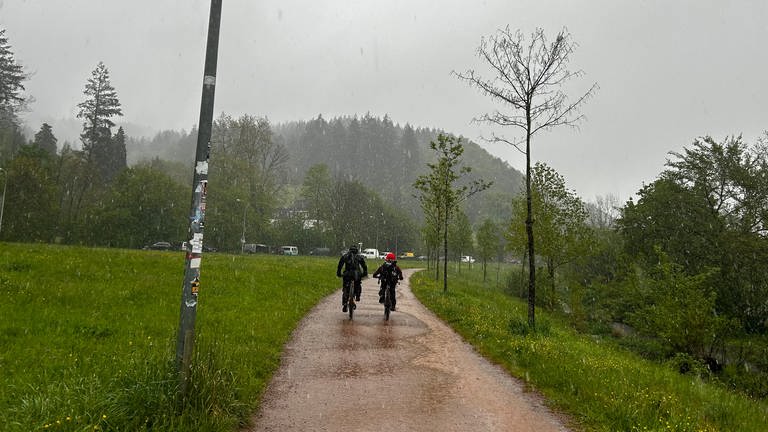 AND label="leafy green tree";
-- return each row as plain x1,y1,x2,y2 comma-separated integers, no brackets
448,210,474,268
414,133,491,292
619,135,768,332
619,178,717,273
77,62,123,182
206,114,289,250
54,143,90,242
628,248,736,359
91,166,187,248
508,163,593,309
457,27,597,327
1,146,59,242
476,218,499,282
300,164,334,247
302,165,333,219
328,178,371,250
33,123,58,156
